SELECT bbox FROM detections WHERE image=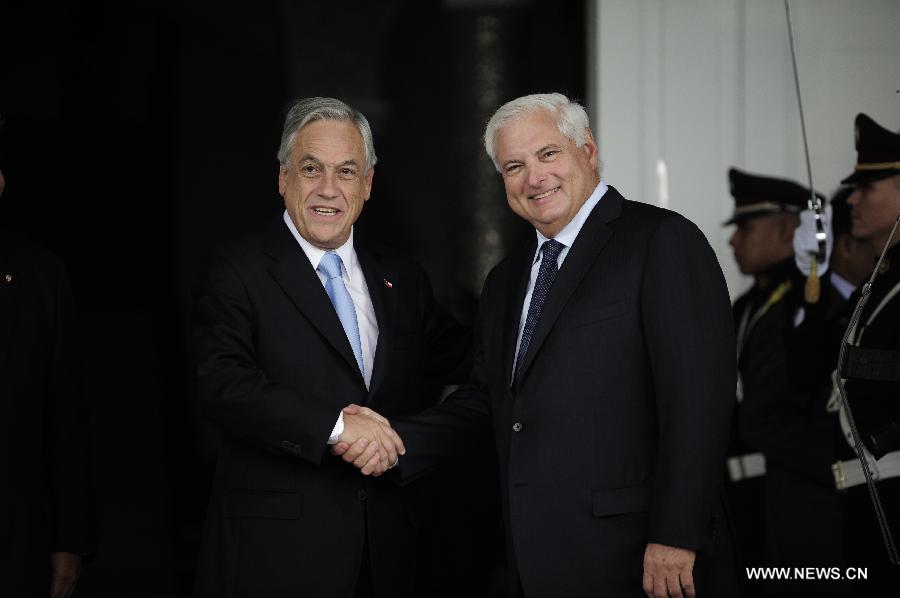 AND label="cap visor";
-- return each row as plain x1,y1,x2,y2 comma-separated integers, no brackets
841,168,899,186
722,207,784,226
